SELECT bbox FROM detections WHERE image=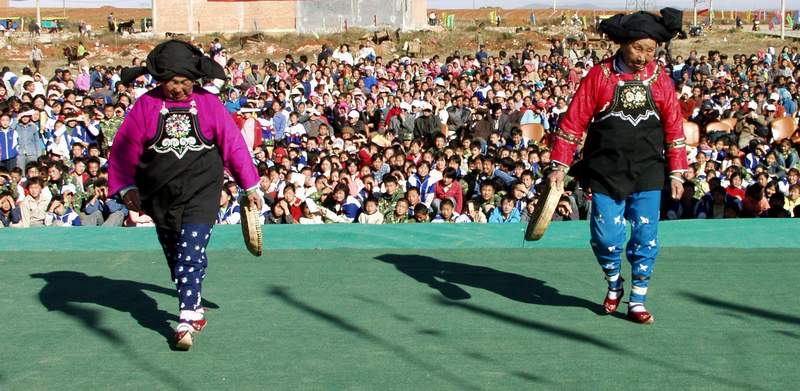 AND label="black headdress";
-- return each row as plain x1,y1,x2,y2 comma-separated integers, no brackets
599,8,685,44
120,40,226,85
